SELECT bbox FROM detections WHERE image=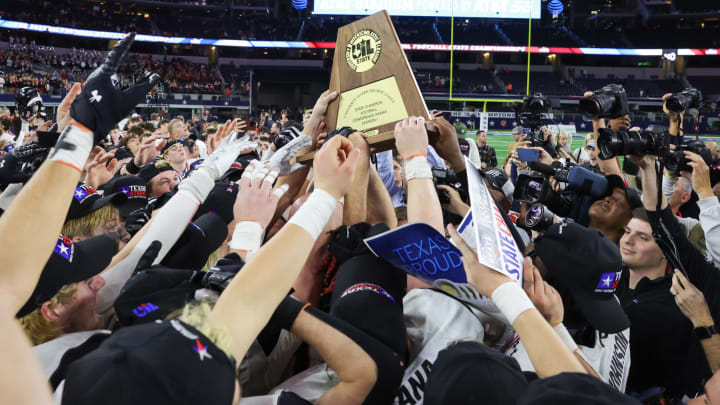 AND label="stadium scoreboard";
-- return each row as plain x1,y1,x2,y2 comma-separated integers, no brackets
313,0,541,19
